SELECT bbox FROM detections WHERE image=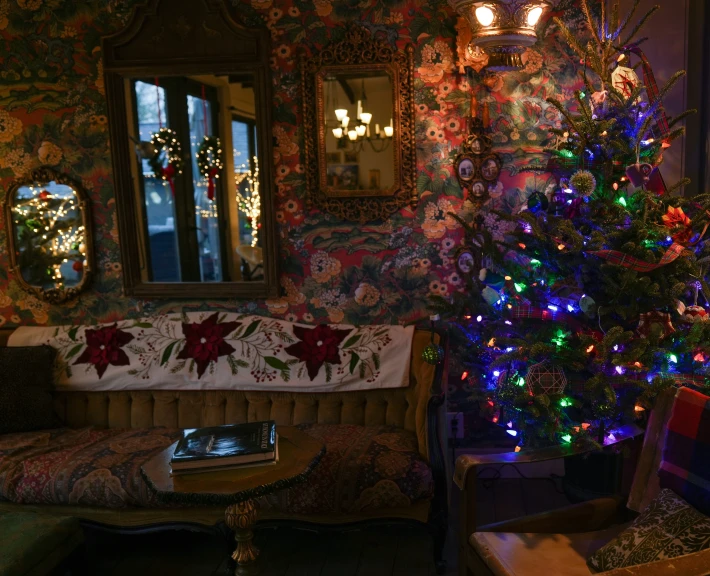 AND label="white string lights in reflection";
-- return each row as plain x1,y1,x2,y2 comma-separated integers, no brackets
234,156,261,248
12,185,85,285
